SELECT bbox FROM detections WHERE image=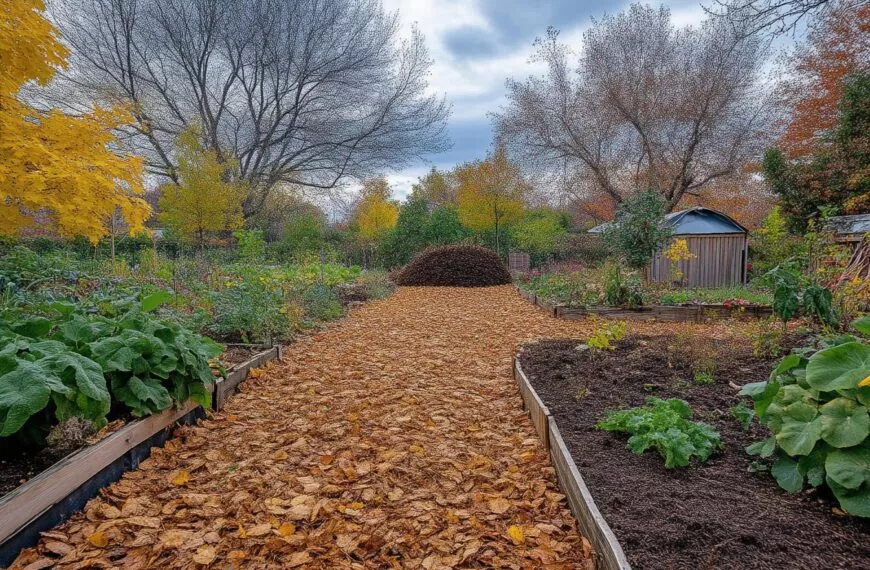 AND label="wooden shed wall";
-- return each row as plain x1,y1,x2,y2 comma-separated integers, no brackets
650,234,747,288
